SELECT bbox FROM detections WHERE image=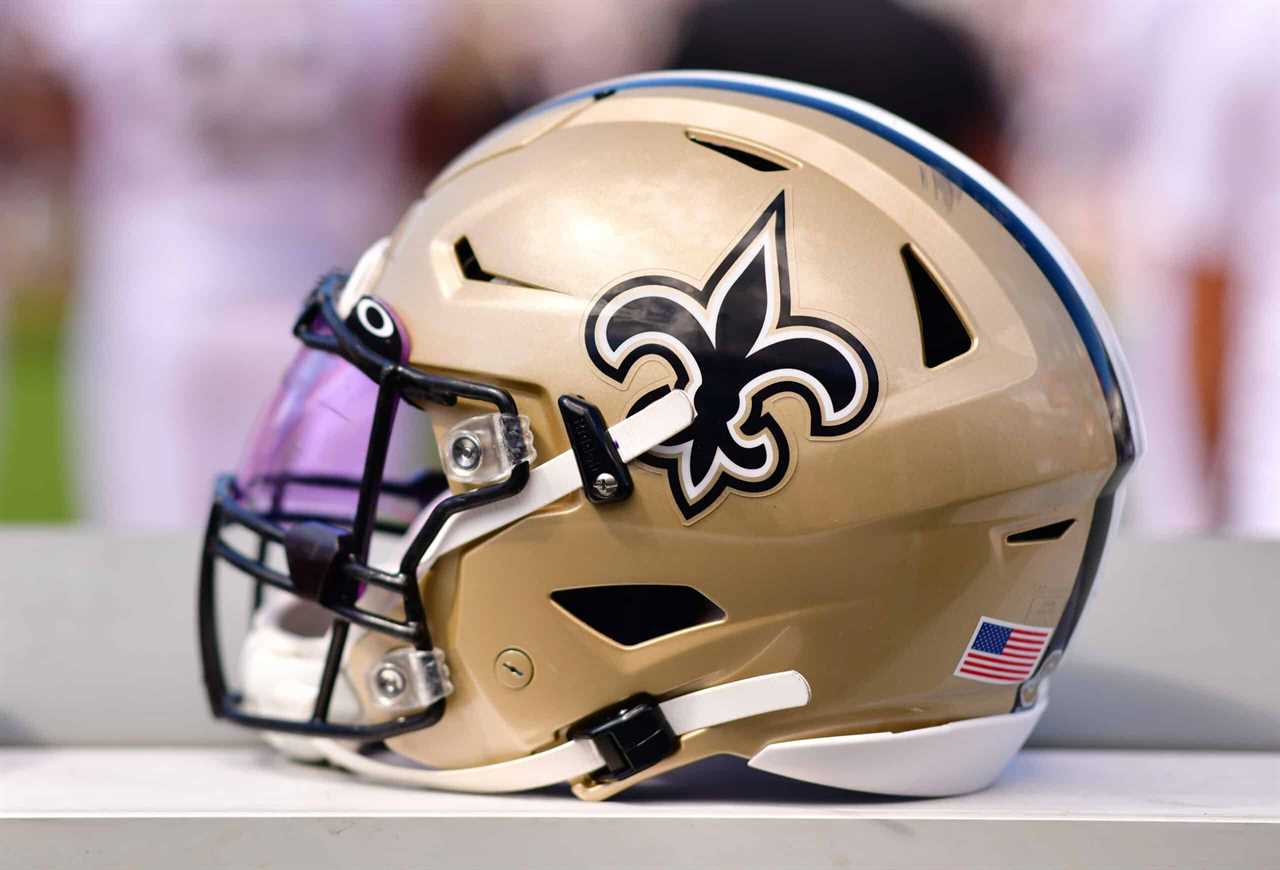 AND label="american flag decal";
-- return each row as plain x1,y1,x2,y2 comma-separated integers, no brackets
954,617,1053,685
